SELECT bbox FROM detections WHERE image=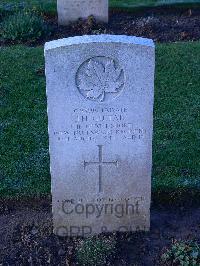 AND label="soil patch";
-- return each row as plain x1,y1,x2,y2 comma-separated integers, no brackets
0,199,200,265
29,7,200,46
1,6,200,46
